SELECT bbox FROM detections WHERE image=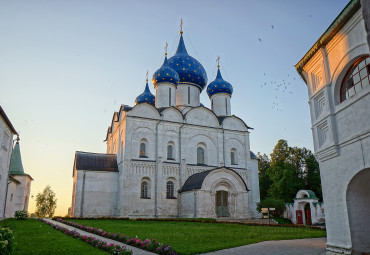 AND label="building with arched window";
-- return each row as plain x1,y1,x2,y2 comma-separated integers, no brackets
296,0,370,253
71,24,260,219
